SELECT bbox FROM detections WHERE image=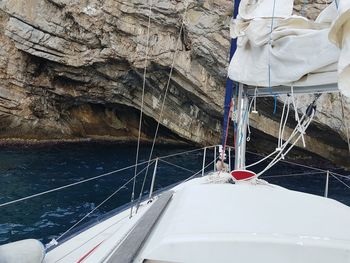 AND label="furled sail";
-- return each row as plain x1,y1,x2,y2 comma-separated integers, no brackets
228,0,350,97
329,0,350,97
